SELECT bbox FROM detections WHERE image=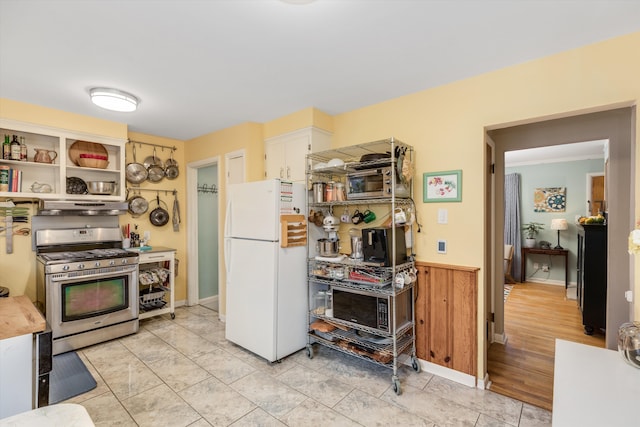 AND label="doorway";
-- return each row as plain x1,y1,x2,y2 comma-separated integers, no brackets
186,156,221,308
197,164,219,310
486,106,635,407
